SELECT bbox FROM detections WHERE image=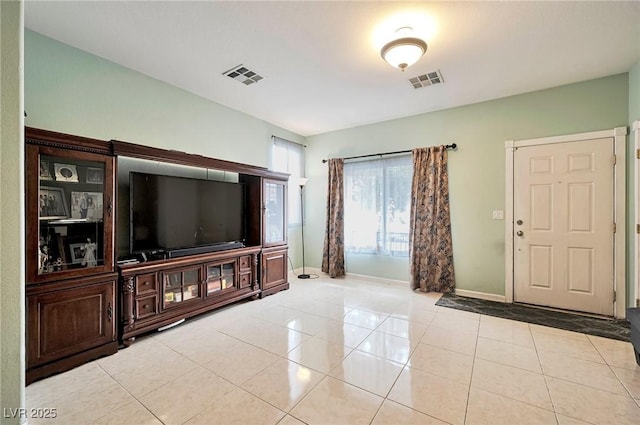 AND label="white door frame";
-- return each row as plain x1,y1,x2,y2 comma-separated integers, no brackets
634,120,640,309
505,127,627,318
